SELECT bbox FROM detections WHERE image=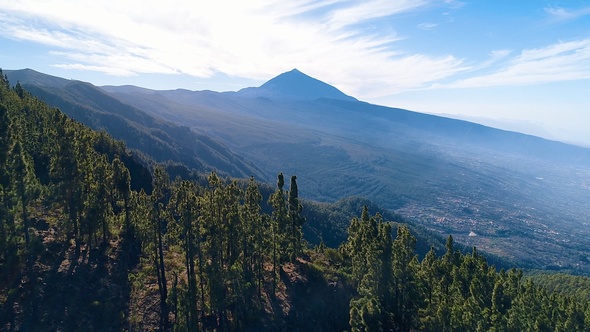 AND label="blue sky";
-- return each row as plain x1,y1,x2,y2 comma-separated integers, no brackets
1,0,590,144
